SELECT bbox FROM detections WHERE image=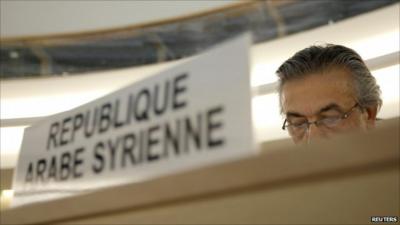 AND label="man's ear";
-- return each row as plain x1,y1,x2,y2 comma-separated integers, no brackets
364,106,378,129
